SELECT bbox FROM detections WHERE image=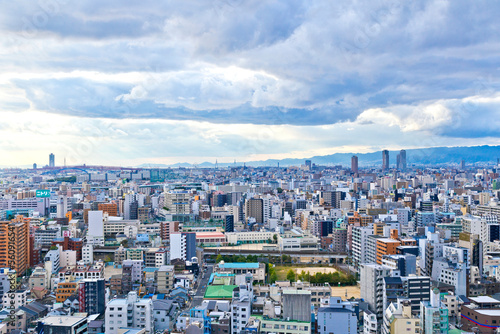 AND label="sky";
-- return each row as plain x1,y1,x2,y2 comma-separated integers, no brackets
1,0,500,167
